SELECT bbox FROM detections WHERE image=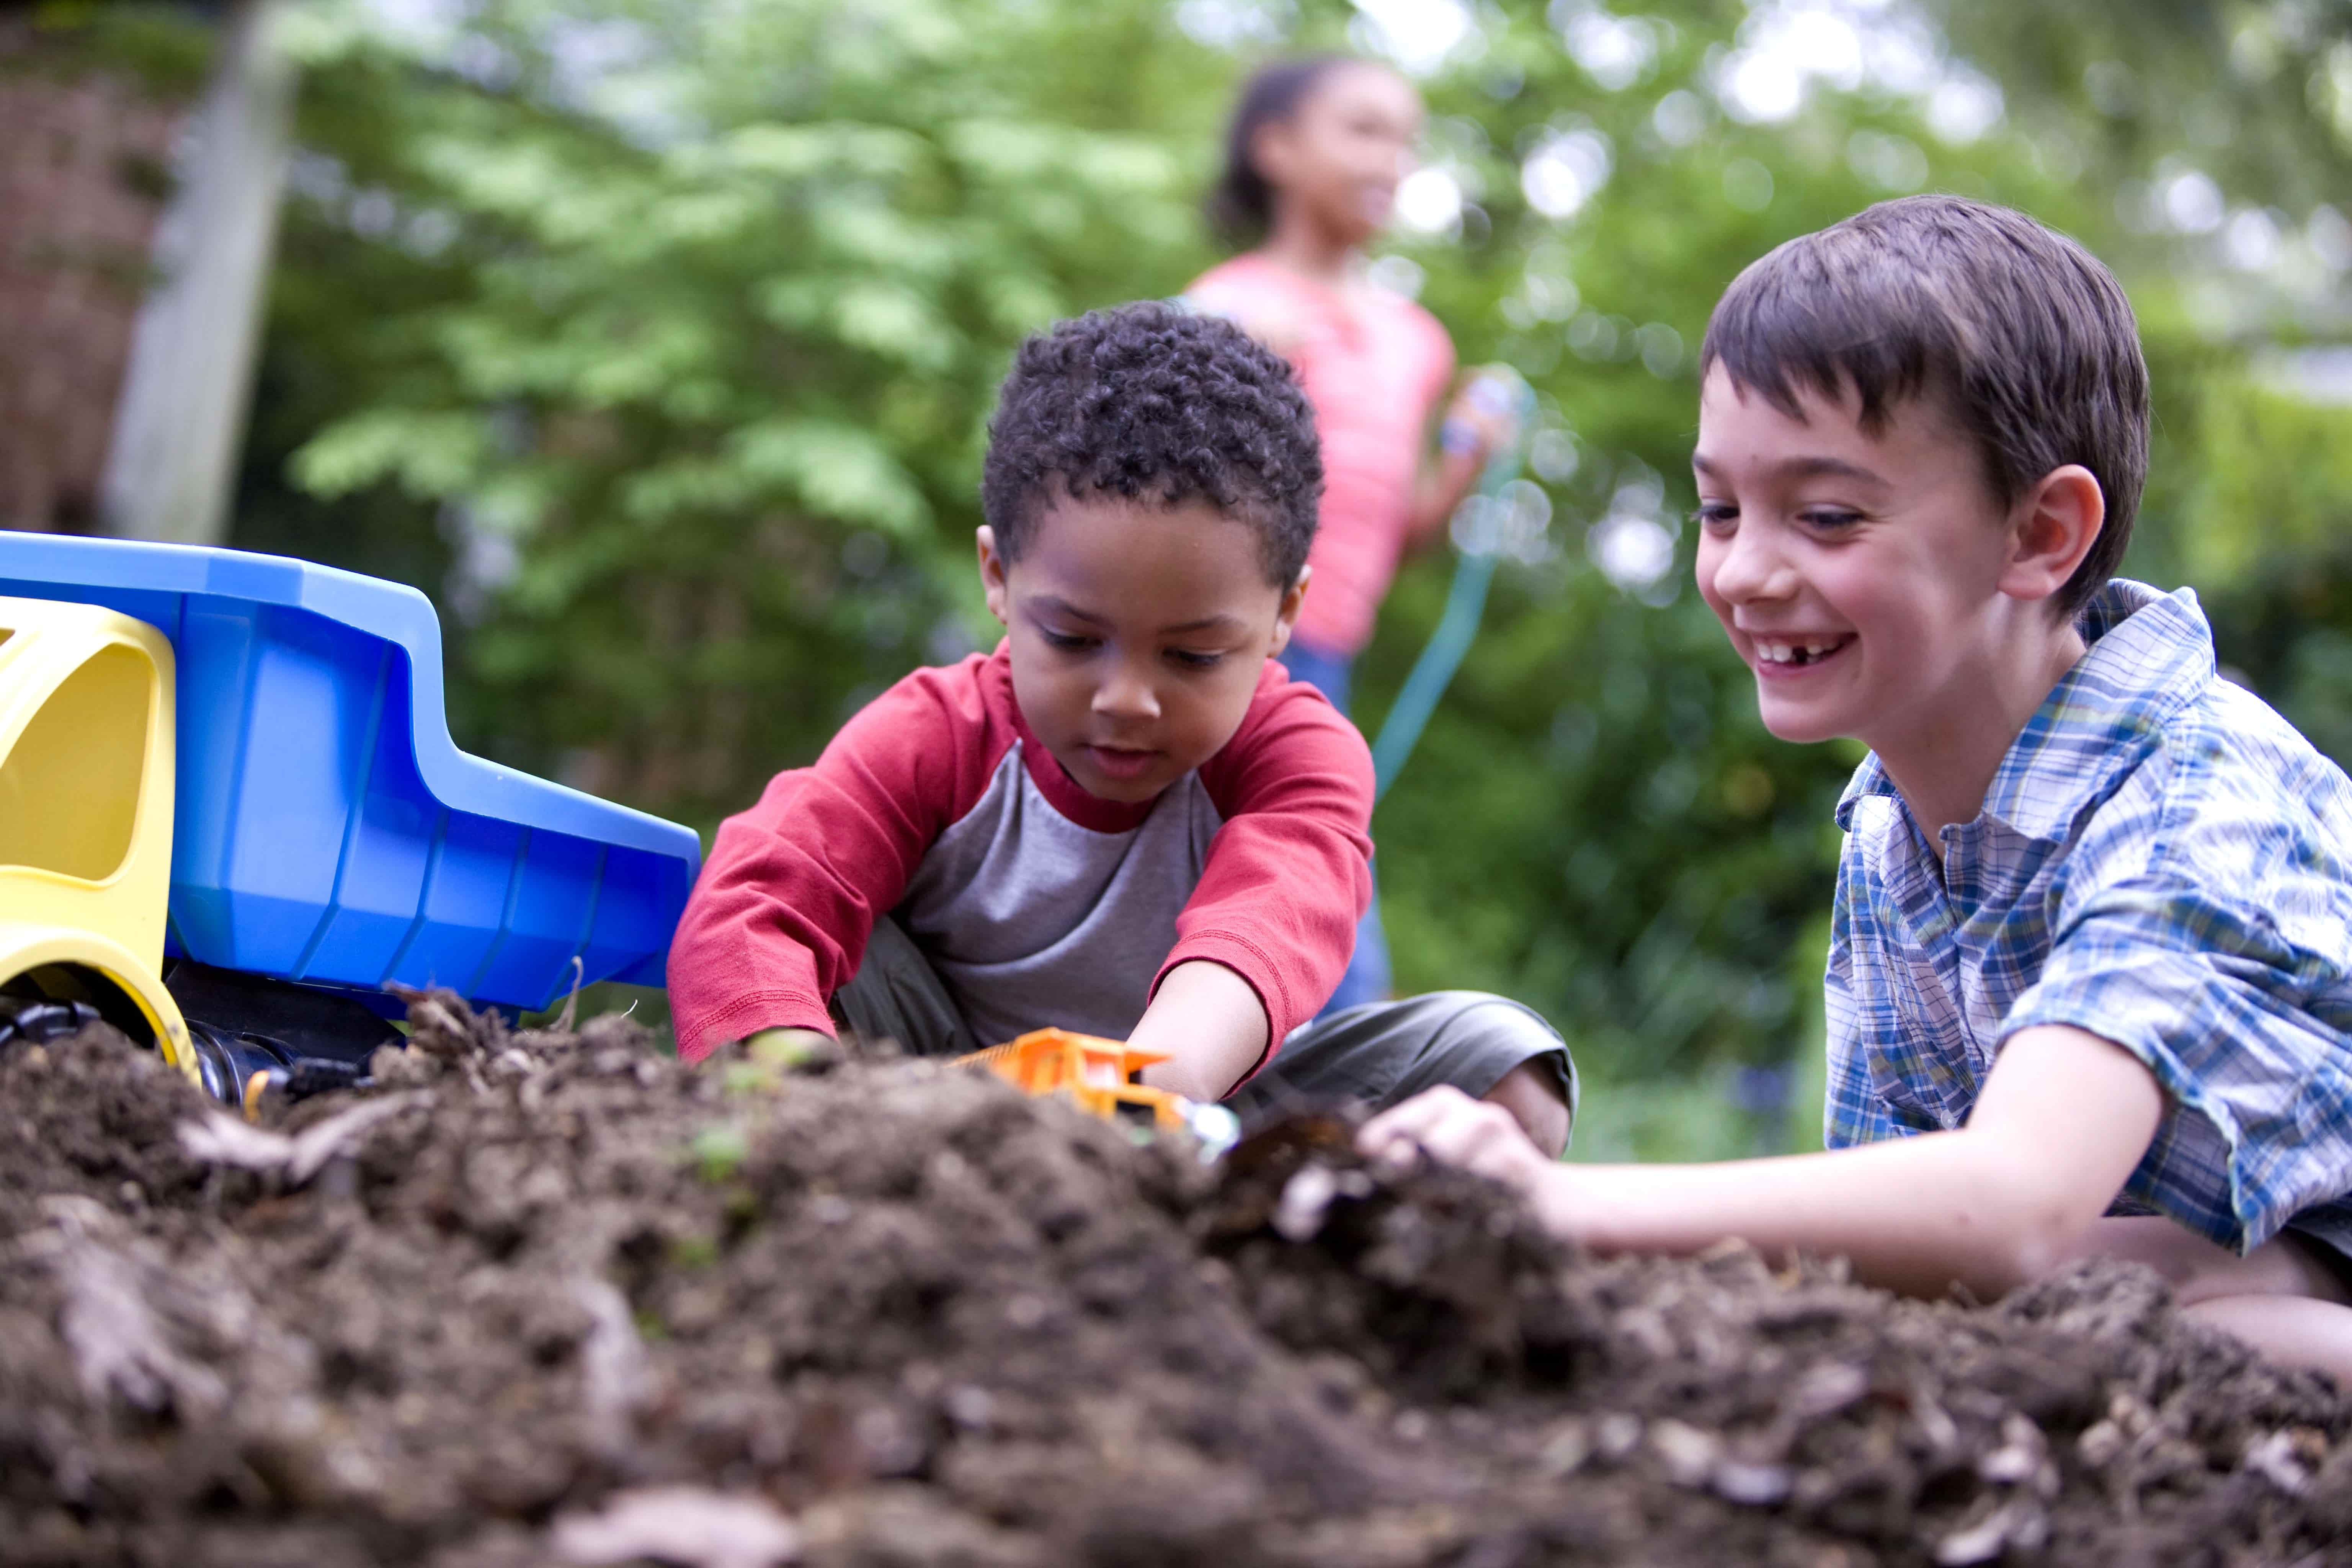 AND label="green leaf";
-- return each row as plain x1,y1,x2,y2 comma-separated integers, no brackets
832,281,959,370
290,410,487,500
727,418,931,535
